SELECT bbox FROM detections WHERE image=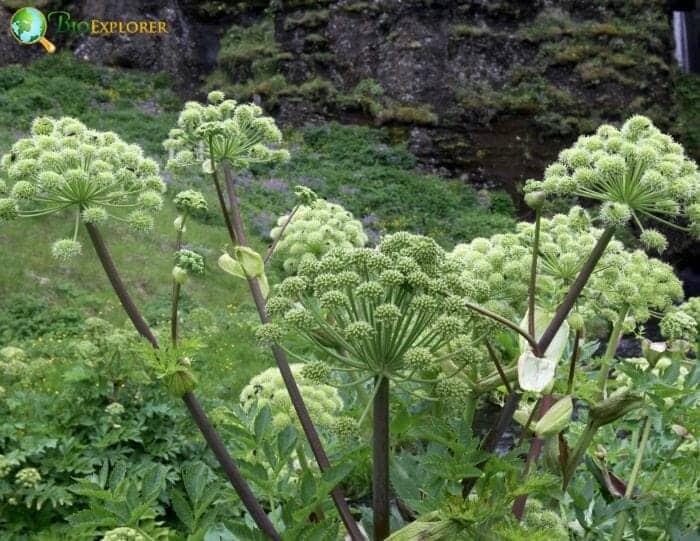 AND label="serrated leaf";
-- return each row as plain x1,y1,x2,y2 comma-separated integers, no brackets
299,470,316,504
317,462,354,495
170,488,194,531
141,464,167,503
183,462,209,507
66,508,115,528
254,406,272,443
204,523,237,541
109,462,127,490
277,425,297,460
